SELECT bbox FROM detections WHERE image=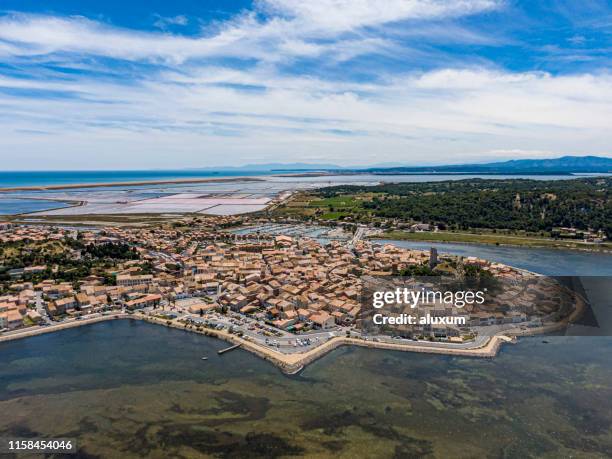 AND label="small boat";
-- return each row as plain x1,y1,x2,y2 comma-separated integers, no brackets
201,357,208,360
